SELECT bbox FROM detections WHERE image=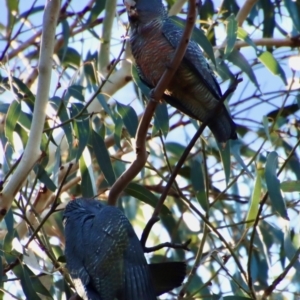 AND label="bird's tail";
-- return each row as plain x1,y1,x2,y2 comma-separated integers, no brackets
208,108,237,144
149,261,186,296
